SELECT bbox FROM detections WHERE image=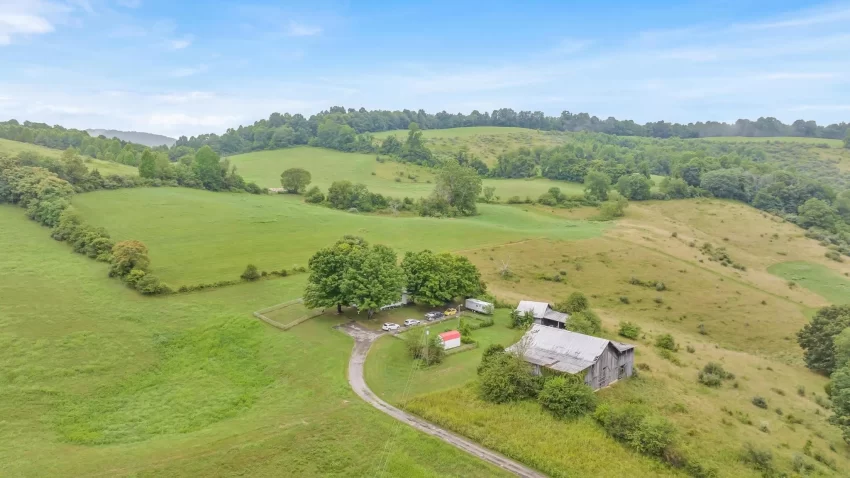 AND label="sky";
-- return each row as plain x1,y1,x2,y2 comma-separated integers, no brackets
1,0,849,137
